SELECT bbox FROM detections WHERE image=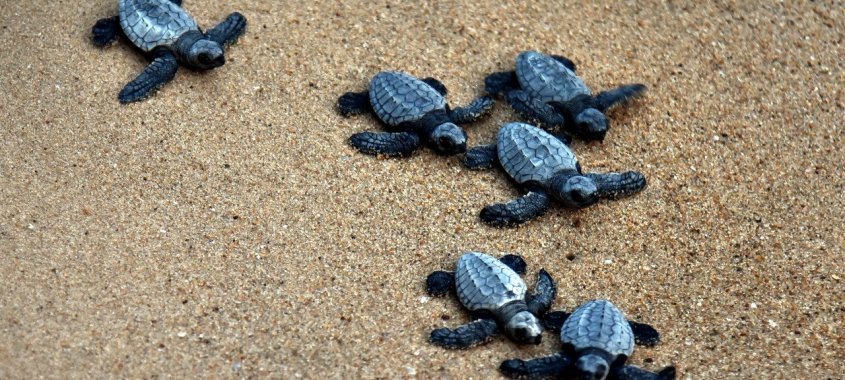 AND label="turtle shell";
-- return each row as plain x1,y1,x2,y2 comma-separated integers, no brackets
561,300,635,358
516,51,591,103
119,0,198,52
455,252,526,312
497,122,578,185
369,71,446,127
